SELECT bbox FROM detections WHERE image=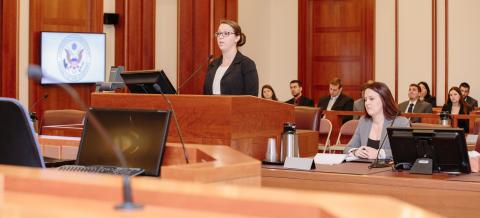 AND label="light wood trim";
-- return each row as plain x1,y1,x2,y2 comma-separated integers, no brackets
0,164,440,218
